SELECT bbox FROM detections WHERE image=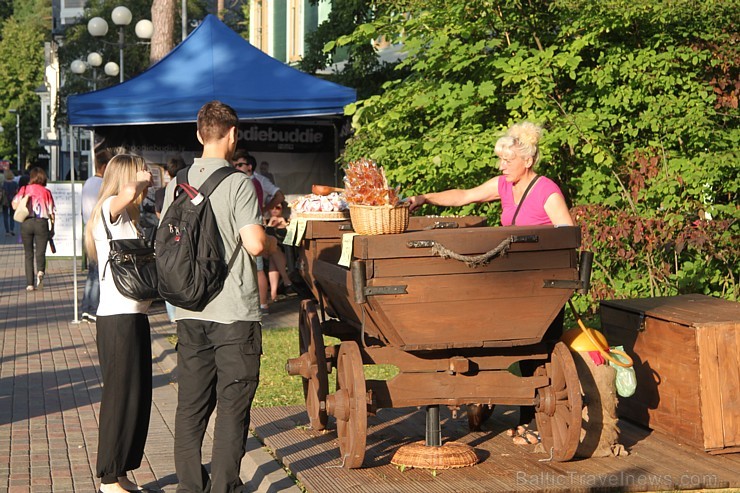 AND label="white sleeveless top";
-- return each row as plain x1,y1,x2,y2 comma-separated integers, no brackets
93,196,152,316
